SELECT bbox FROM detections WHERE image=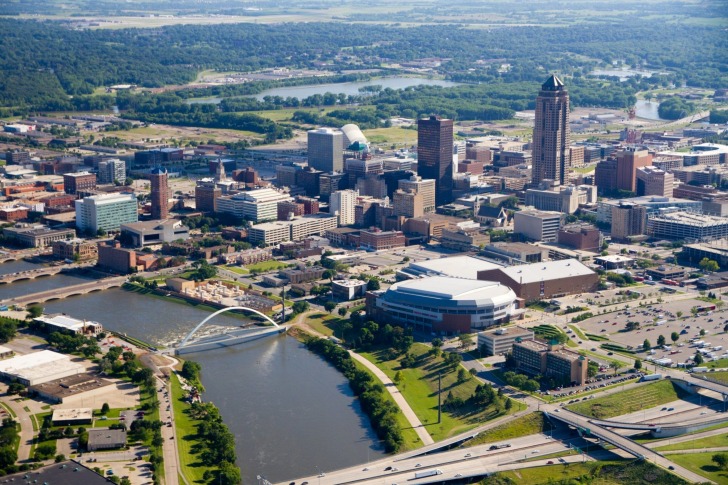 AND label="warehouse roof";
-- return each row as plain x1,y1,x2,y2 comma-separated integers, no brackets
388,276,515,306
0,350,83,383
492,259,595,284
402,255,502,280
